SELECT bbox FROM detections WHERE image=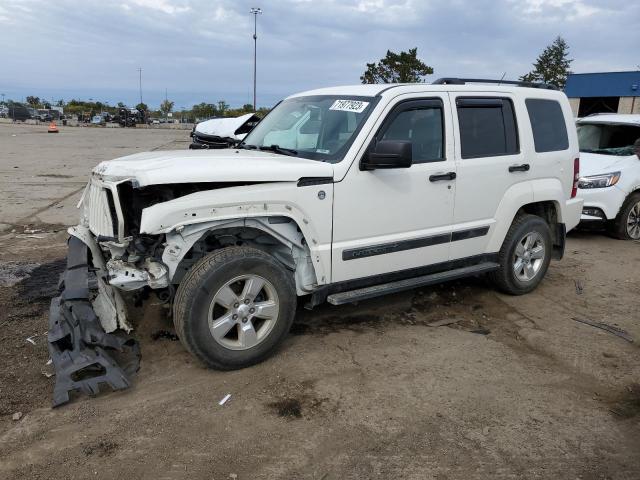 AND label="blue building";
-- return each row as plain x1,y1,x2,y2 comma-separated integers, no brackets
564,71,640,117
